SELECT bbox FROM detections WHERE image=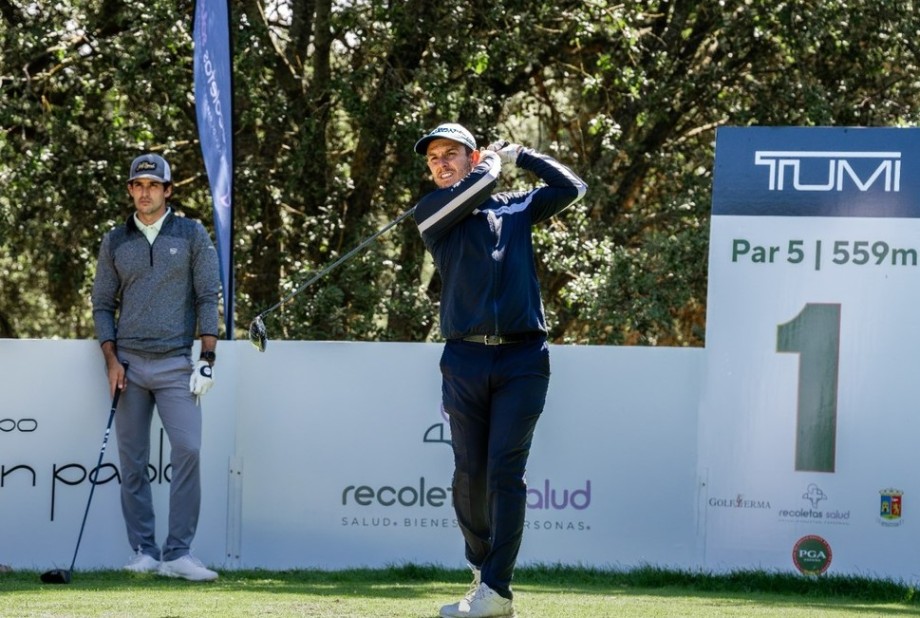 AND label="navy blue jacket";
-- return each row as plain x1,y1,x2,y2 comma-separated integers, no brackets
415,148,587,340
